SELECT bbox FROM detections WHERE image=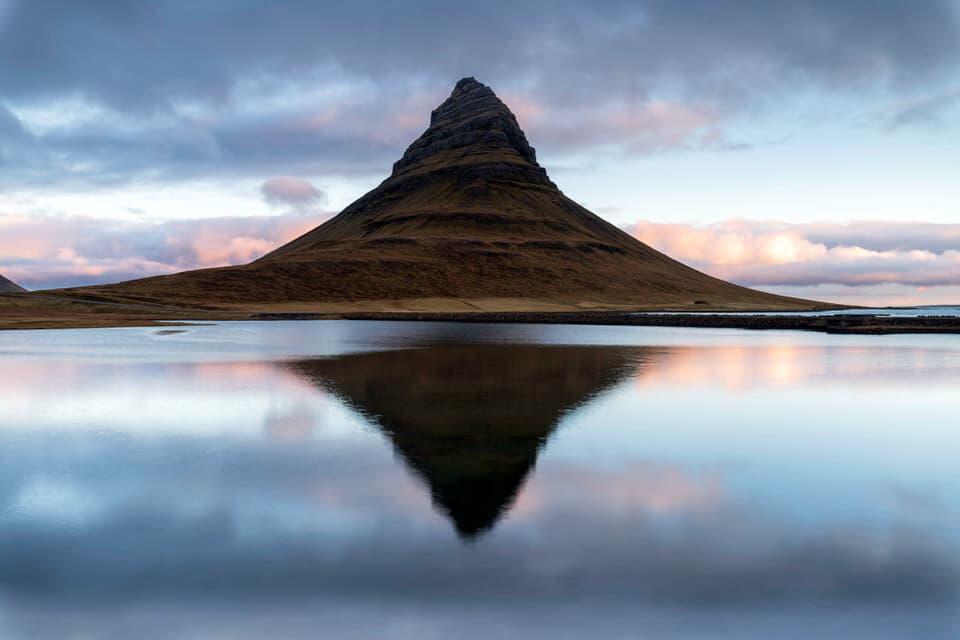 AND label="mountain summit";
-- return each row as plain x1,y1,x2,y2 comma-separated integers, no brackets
0,274,25,293
262,76,572,257
392,77,541,177
63,78,824,311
